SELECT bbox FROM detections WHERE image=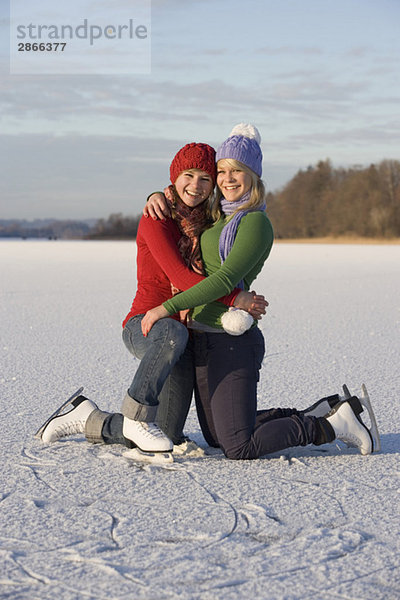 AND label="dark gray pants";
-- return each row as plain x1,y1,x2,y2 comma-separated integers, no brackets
193,327,329,460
